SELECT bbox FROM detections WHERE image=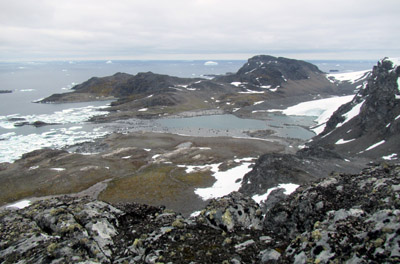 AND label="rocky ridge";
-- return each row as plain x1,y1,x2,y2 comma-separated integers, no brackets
310,58,400,159
1,163,399,263
38,55,343,120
